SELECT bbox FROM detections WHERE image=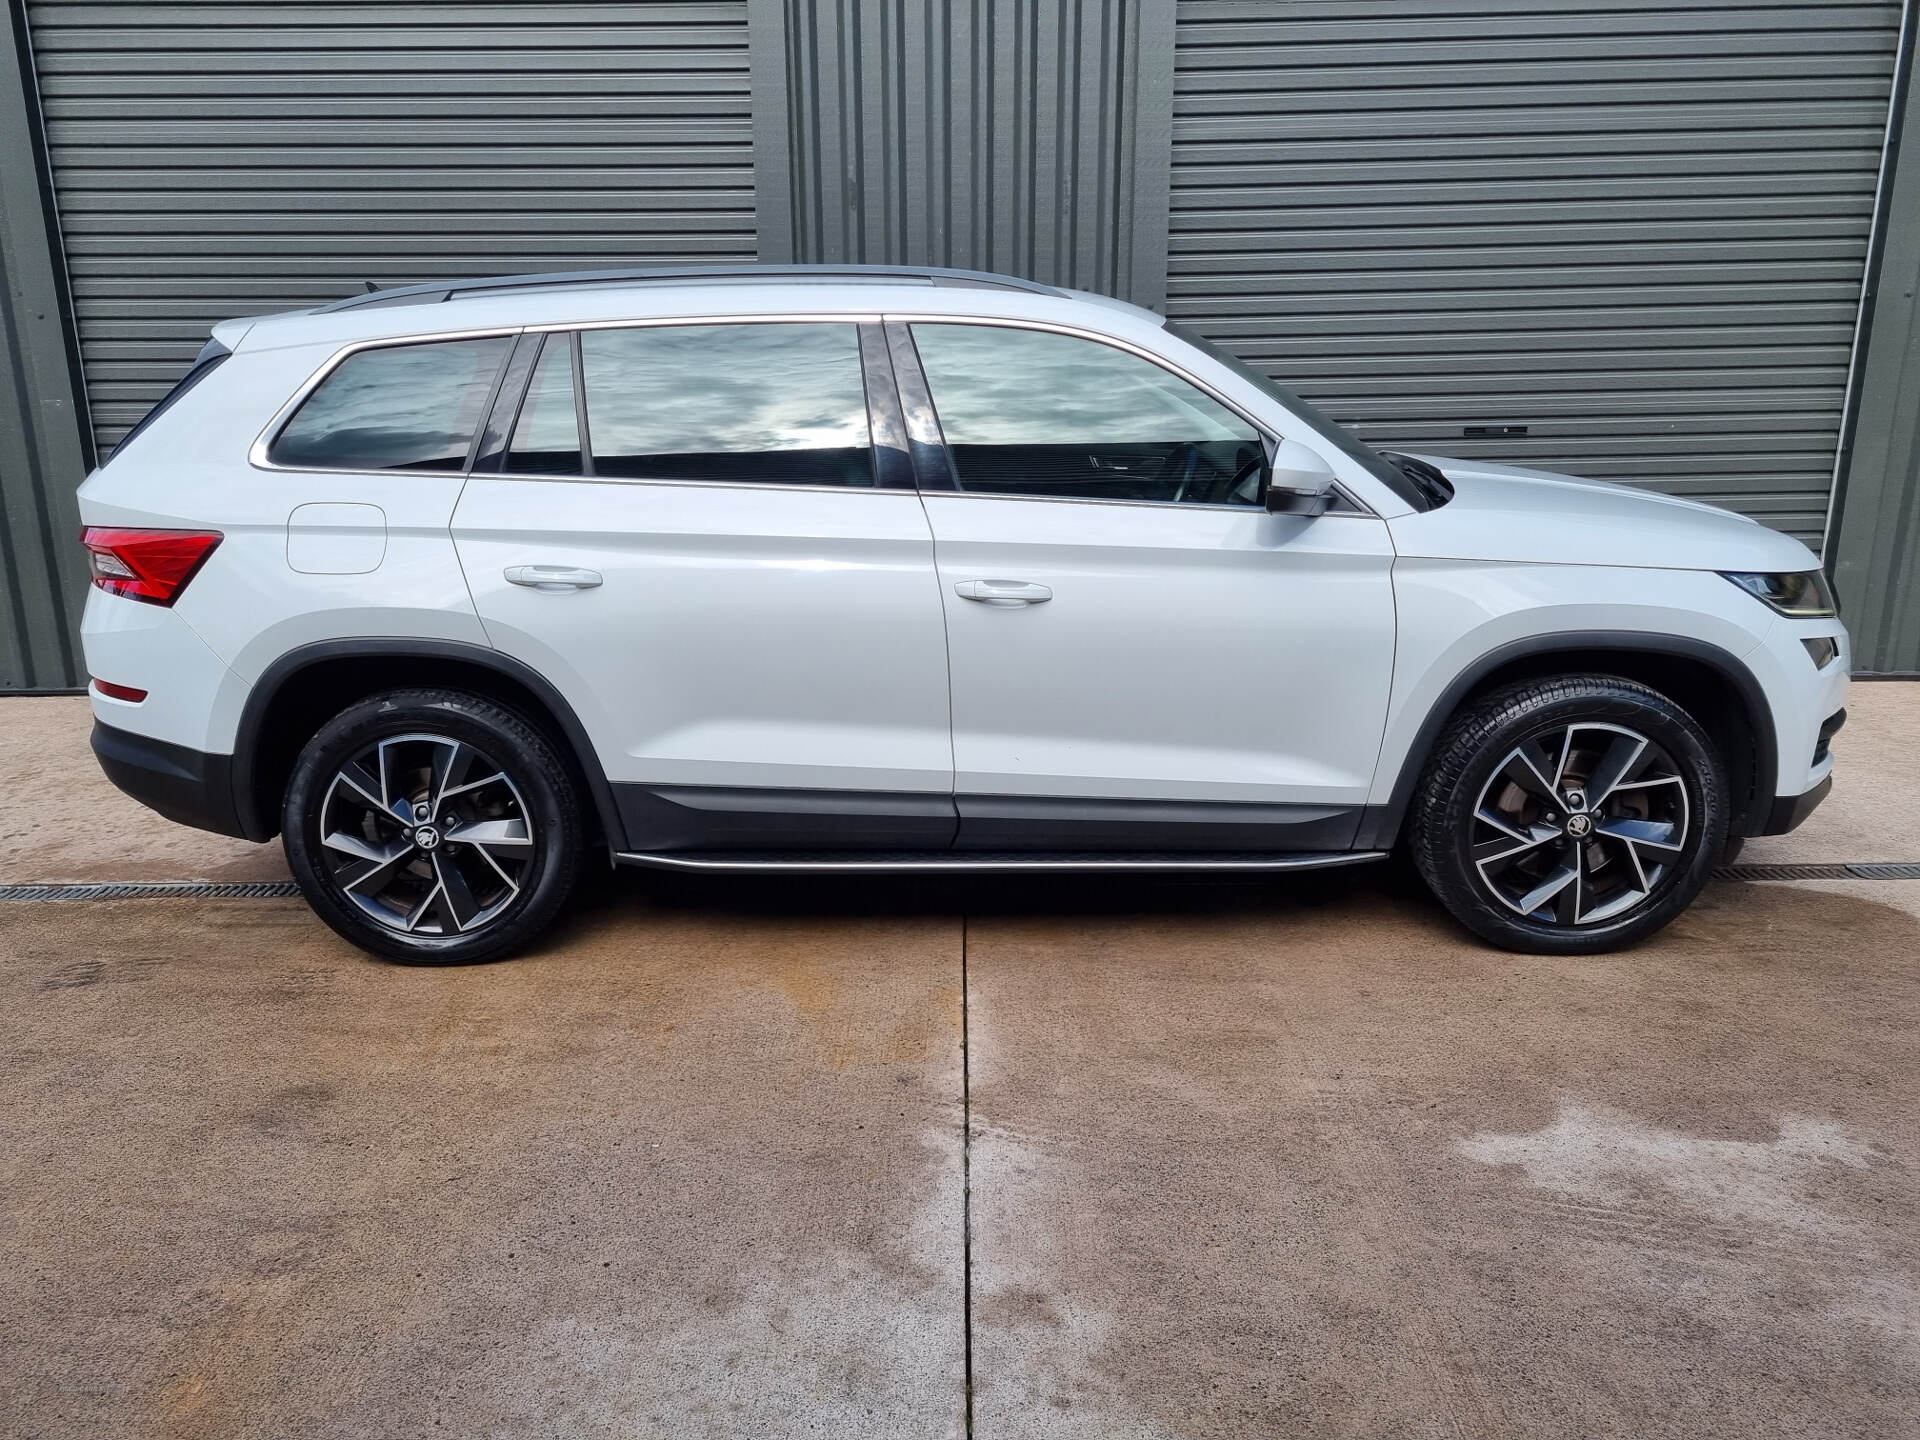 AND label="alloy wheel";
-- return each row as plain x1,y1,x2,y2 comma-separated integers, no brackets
1470,721,1691,927
317,732,534,936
